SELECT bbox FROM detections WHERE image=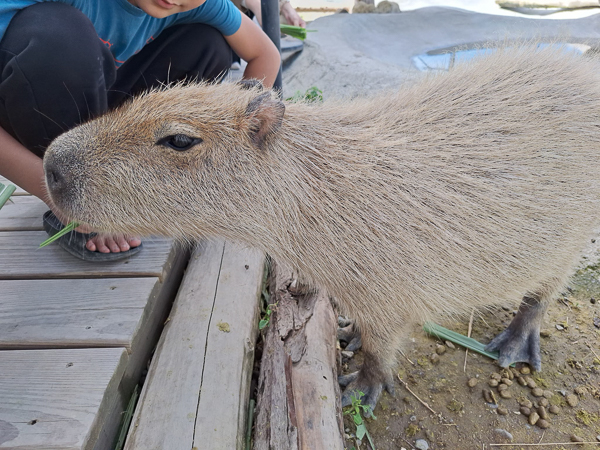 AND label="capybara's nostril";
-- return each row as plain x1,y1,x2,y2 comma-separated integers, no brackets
45,165,64,192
